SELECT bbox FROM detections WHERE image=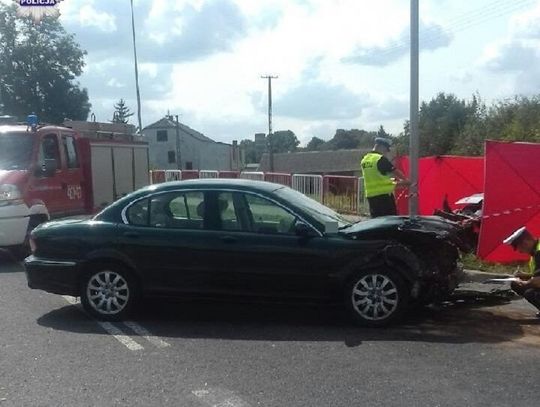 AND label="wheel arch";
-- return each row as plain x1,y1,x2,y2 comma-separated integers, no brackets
79,250,142,290
336,242,421,287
